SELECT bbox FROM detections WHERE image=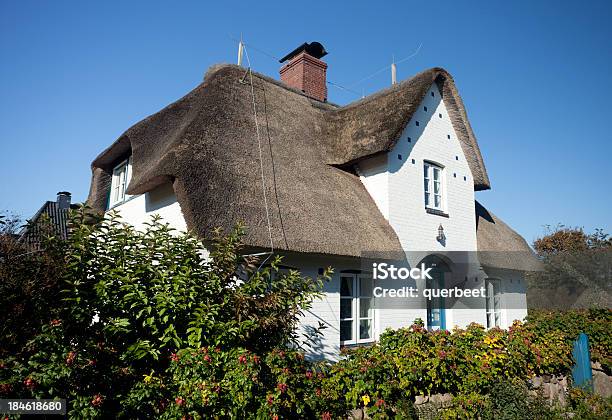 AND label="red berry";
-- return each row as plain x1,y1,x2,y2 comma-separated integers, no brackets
66,351,76,366
91,394,103,407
